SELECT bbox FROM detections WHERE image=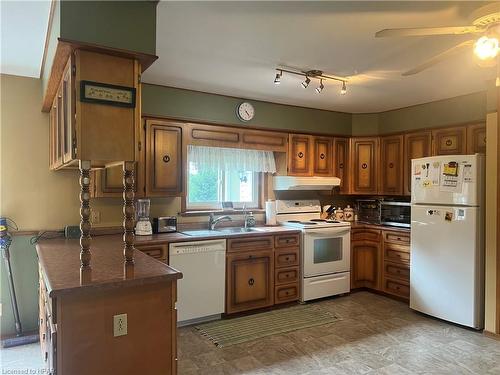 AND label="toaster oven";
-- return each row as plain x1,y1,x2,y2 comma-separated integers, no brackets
152,216,177,233
380,201,411,228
